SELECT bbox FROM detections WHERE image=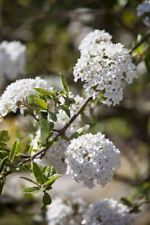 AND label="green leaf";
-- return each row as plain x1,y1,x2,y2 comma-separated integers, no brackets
0,130,10,142
43,174,60,190
34,96,48,110
48,111,57,122
34,88,53,97
23,186,40,193
40,119,50,142
60,74,69,93
42,192,52,207
31,162,46,184
61,105,70,117
121,197,133,207
9,140,20,162
0,156,8,173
